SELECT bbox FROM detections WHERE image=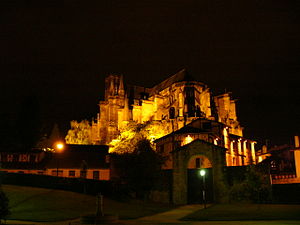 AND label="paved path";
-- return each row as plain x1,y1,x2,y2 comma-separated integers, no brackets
134,204,203,224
